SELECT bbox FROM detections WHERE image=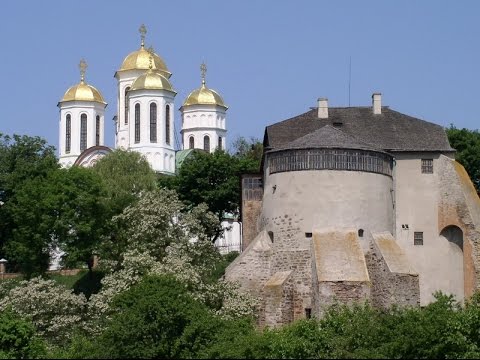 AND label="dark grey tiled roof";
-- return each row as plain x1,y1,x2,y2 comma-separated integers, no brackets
274,125,381,152
265,107,454,153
